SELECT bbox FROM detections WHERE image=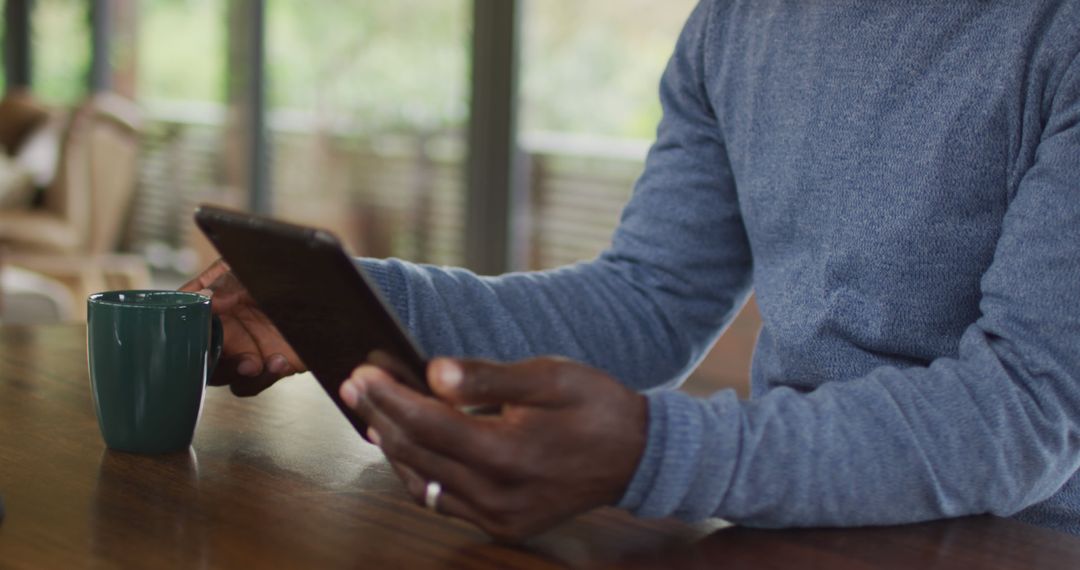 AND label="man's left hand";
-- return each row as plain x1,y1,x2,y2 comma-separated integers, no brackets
339,357,648,543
